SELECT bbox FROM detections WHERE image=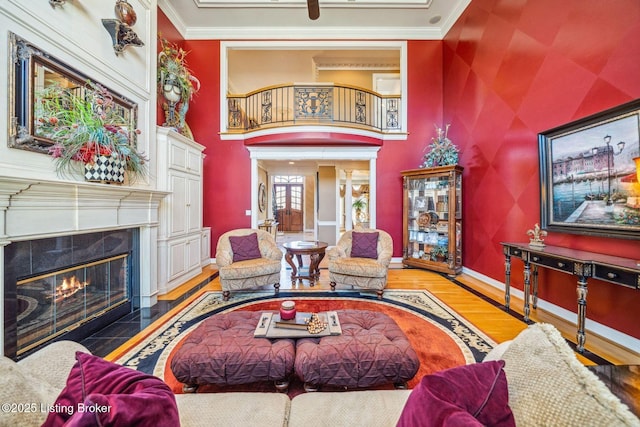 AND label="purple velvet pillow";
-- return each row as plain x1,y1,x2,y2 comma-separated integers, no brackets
229,232,262,262
351,231,379,259
42,352,179,427
397,360,515,427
